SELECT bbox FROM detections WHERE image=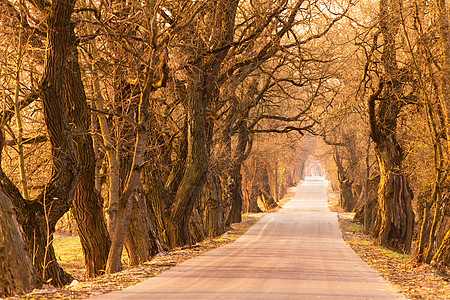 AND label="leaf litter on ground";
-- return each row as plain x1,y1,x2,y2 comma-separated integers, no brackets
329,190,450,300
